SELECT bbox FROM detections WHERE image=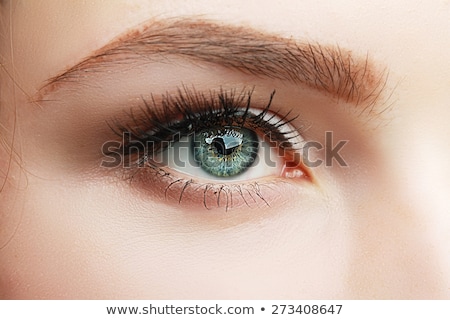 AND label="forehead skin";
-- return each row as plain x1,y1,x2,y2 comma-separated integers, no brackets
0,0,450,299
